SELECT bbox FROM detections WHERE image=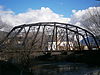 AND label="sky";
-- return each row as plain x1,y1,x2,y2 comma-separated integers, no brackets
0,0,100,31
0,0,99,17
